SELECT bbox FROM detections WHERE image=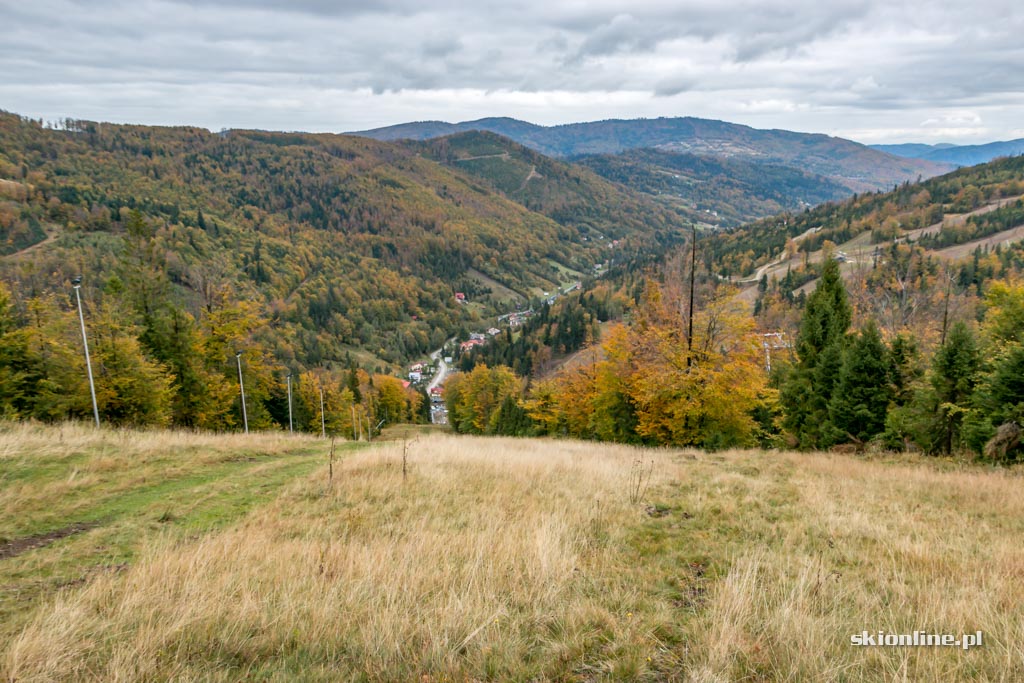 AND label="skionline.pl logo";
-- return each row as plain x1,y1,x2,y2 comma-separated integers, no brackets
851,631,983,650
